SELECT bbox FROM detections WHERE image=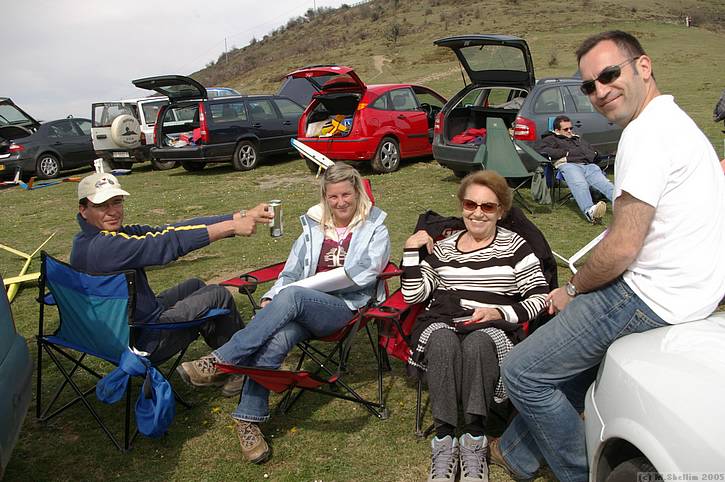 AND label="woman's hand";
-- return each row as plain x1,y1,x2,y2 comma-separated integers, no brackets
404,230,434,254
471,307,502,322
